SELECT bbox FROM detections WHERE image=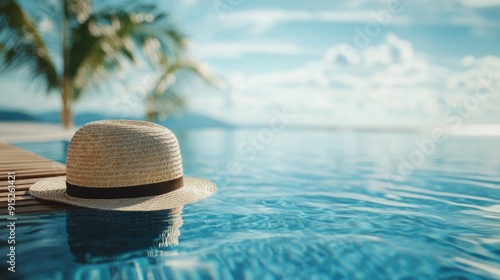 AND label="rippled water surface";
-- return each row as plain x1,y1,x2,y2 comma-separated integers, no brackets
2,129,500,279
